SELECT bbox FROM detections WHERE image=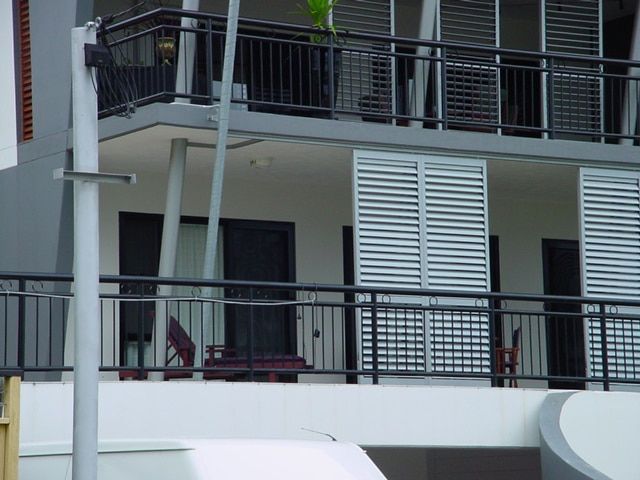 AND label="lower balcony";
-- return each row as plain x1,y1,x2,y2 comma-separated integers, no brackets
1,272,639,391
